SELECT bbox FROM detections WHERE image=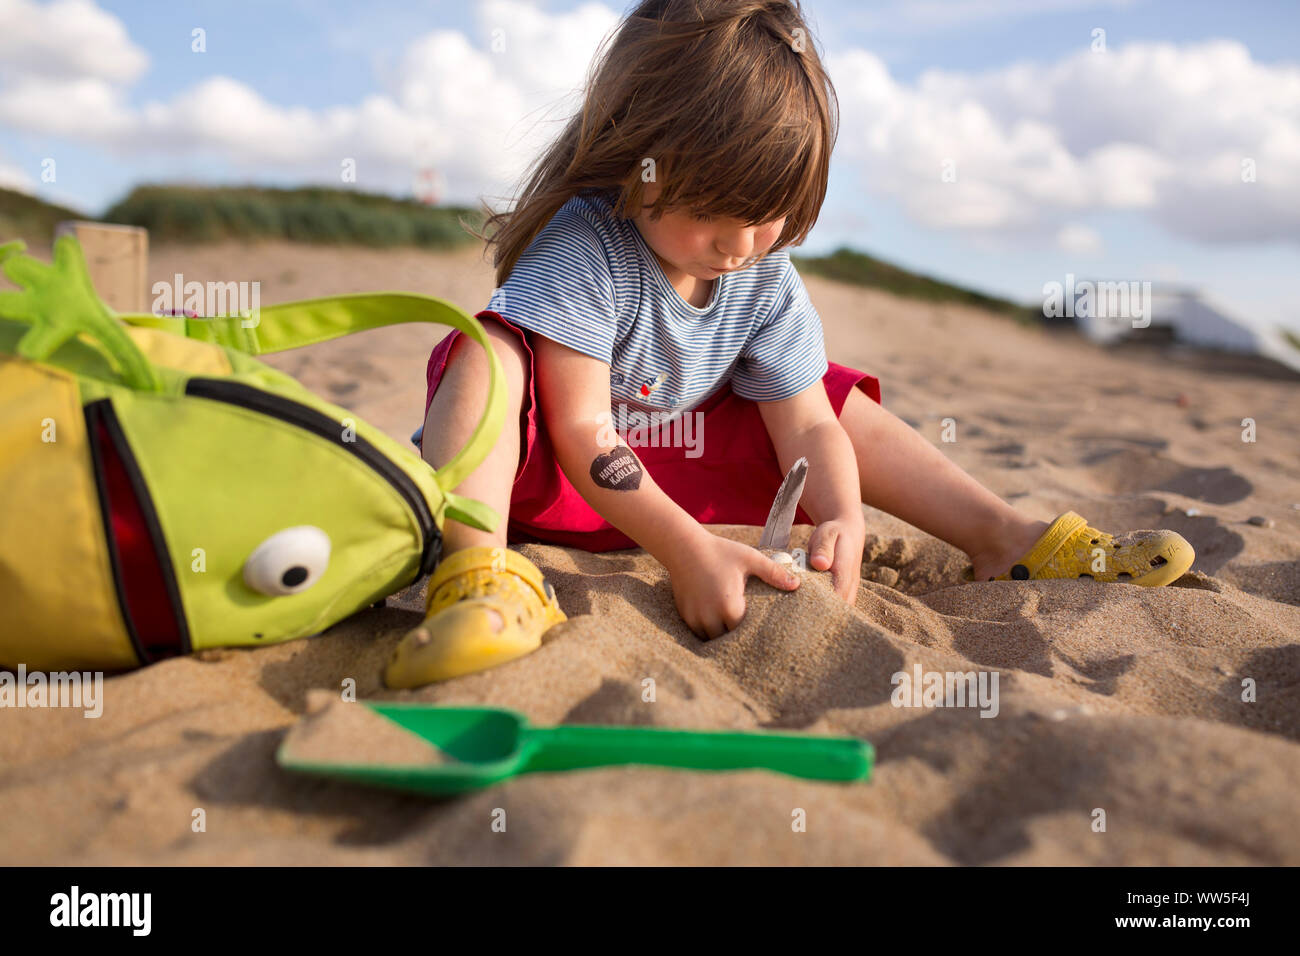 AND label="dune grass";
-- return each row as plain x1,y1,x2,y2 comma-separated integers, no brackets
5,186,1043,326
104,185,483,248
0,187,84,244
2,184,484,250
792,246,1039,324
